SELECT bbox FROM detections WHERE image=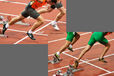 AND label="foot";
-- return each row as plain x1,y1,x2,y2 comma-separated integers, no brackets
68,47,73,52
54,53,60,61
74,60,79,69
51,21,60,31
99,58,107,63
27,32,36,40
2,24,7,34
